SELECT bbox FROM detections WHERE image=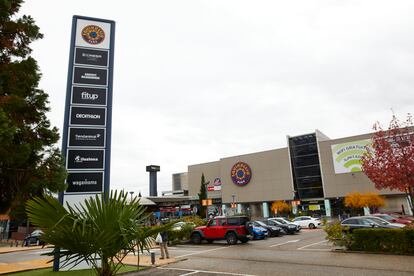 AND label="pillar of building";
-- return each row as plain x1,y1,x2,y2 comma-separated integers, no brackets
221,204,226,216
237,204,242,214
363,207,370,216
262,202,269,218
407,197,414,215
324,199,332,217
